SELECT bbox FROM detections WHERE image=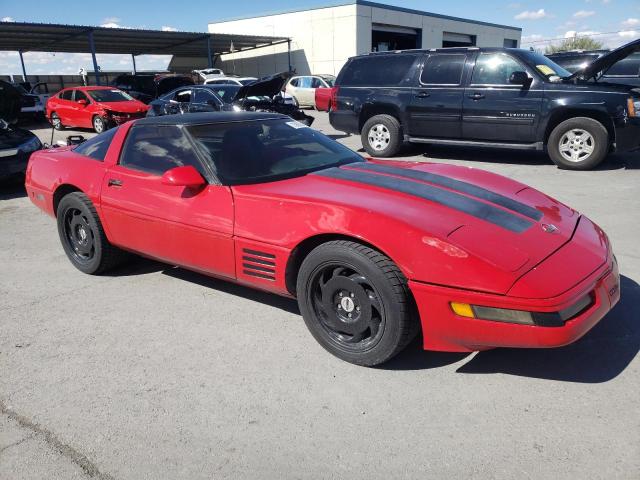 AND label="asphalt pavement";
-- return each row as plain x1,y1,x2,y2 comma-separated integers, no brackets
1,111,639,479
